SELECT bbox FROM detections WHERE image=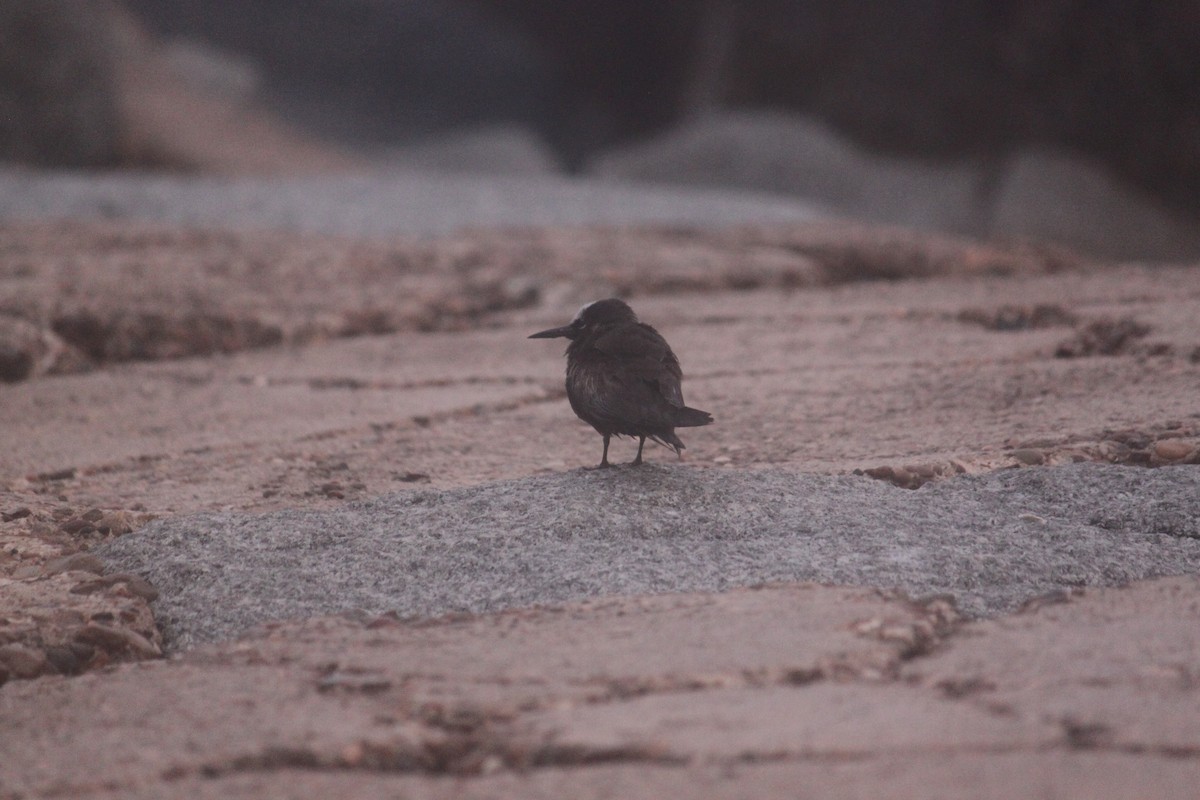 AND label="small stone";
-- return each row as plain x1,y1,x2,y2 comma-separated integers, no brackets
43,645,82,675
73,623,161,658
60,518,95,535
68,641,96,663
96,510,135,534
1010,448,1045,466
108,573,159,601
879,624,918,648
69,573,159,601
0,643,48,679
1,507,31,522
0,346,33,383
33,467,76,482
341,741,366,767
45,552,107,576
1111,429,1151,448
1154,440,1194,461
